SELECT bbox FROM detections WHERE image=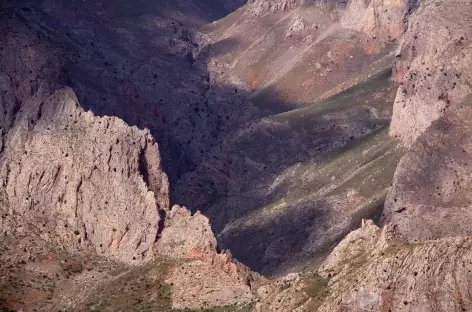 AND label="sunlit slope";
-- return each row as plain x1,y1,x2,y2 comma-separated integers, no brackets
206,63,403,275
219,128,402,275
